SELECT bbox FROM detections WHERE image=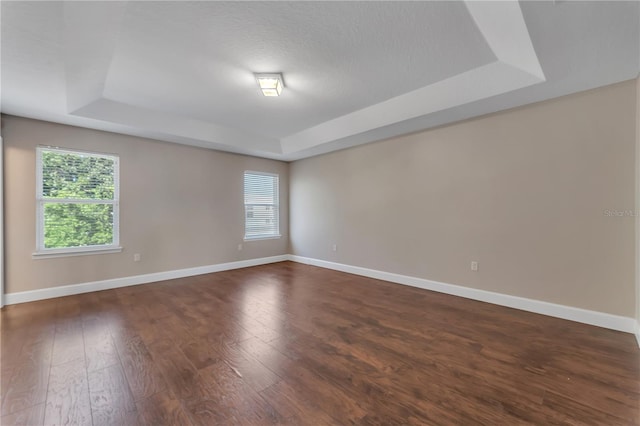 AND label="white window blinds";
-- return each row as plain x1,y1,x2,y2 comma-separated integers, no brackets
244,171,280,239
36,147,119,254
